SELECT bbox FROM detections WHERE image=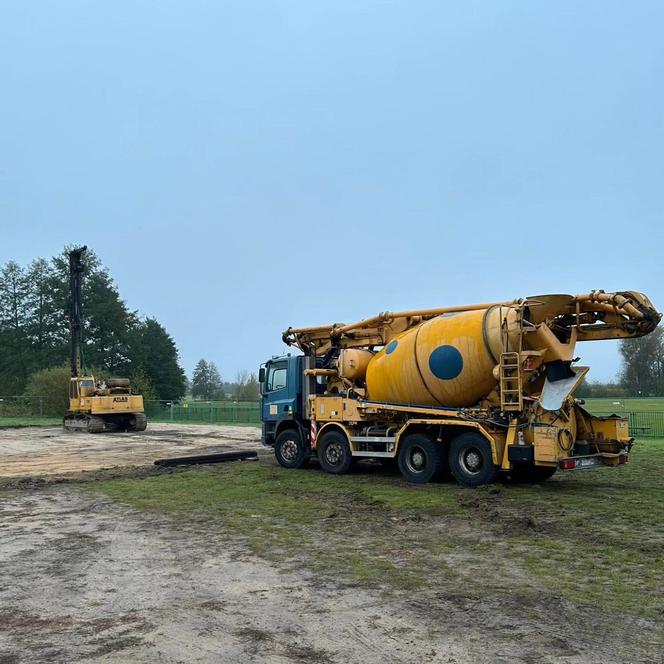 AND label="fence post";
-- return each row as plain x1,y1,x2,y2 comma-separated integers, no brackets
170,402,174,422
39,397,43,418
